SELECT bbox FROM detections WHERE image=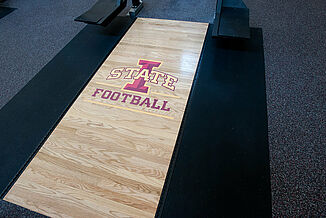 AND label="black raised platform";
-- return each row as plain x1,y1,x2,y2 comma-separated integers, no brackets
156,26,271,217
0,18,271,217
